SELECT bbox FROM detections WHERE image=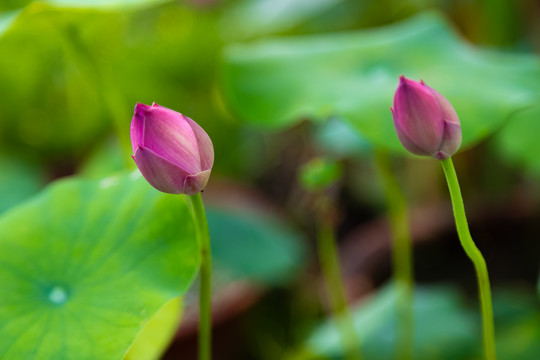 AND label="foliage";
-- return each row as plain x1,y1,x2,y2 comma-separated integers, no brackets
299,157,343,191
221,11,540,155
301,285,480,360
0,0,539,358
0,154,45,214
125,297,184,360
0,172,199,359
208,207,305,285
494,104,540,176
